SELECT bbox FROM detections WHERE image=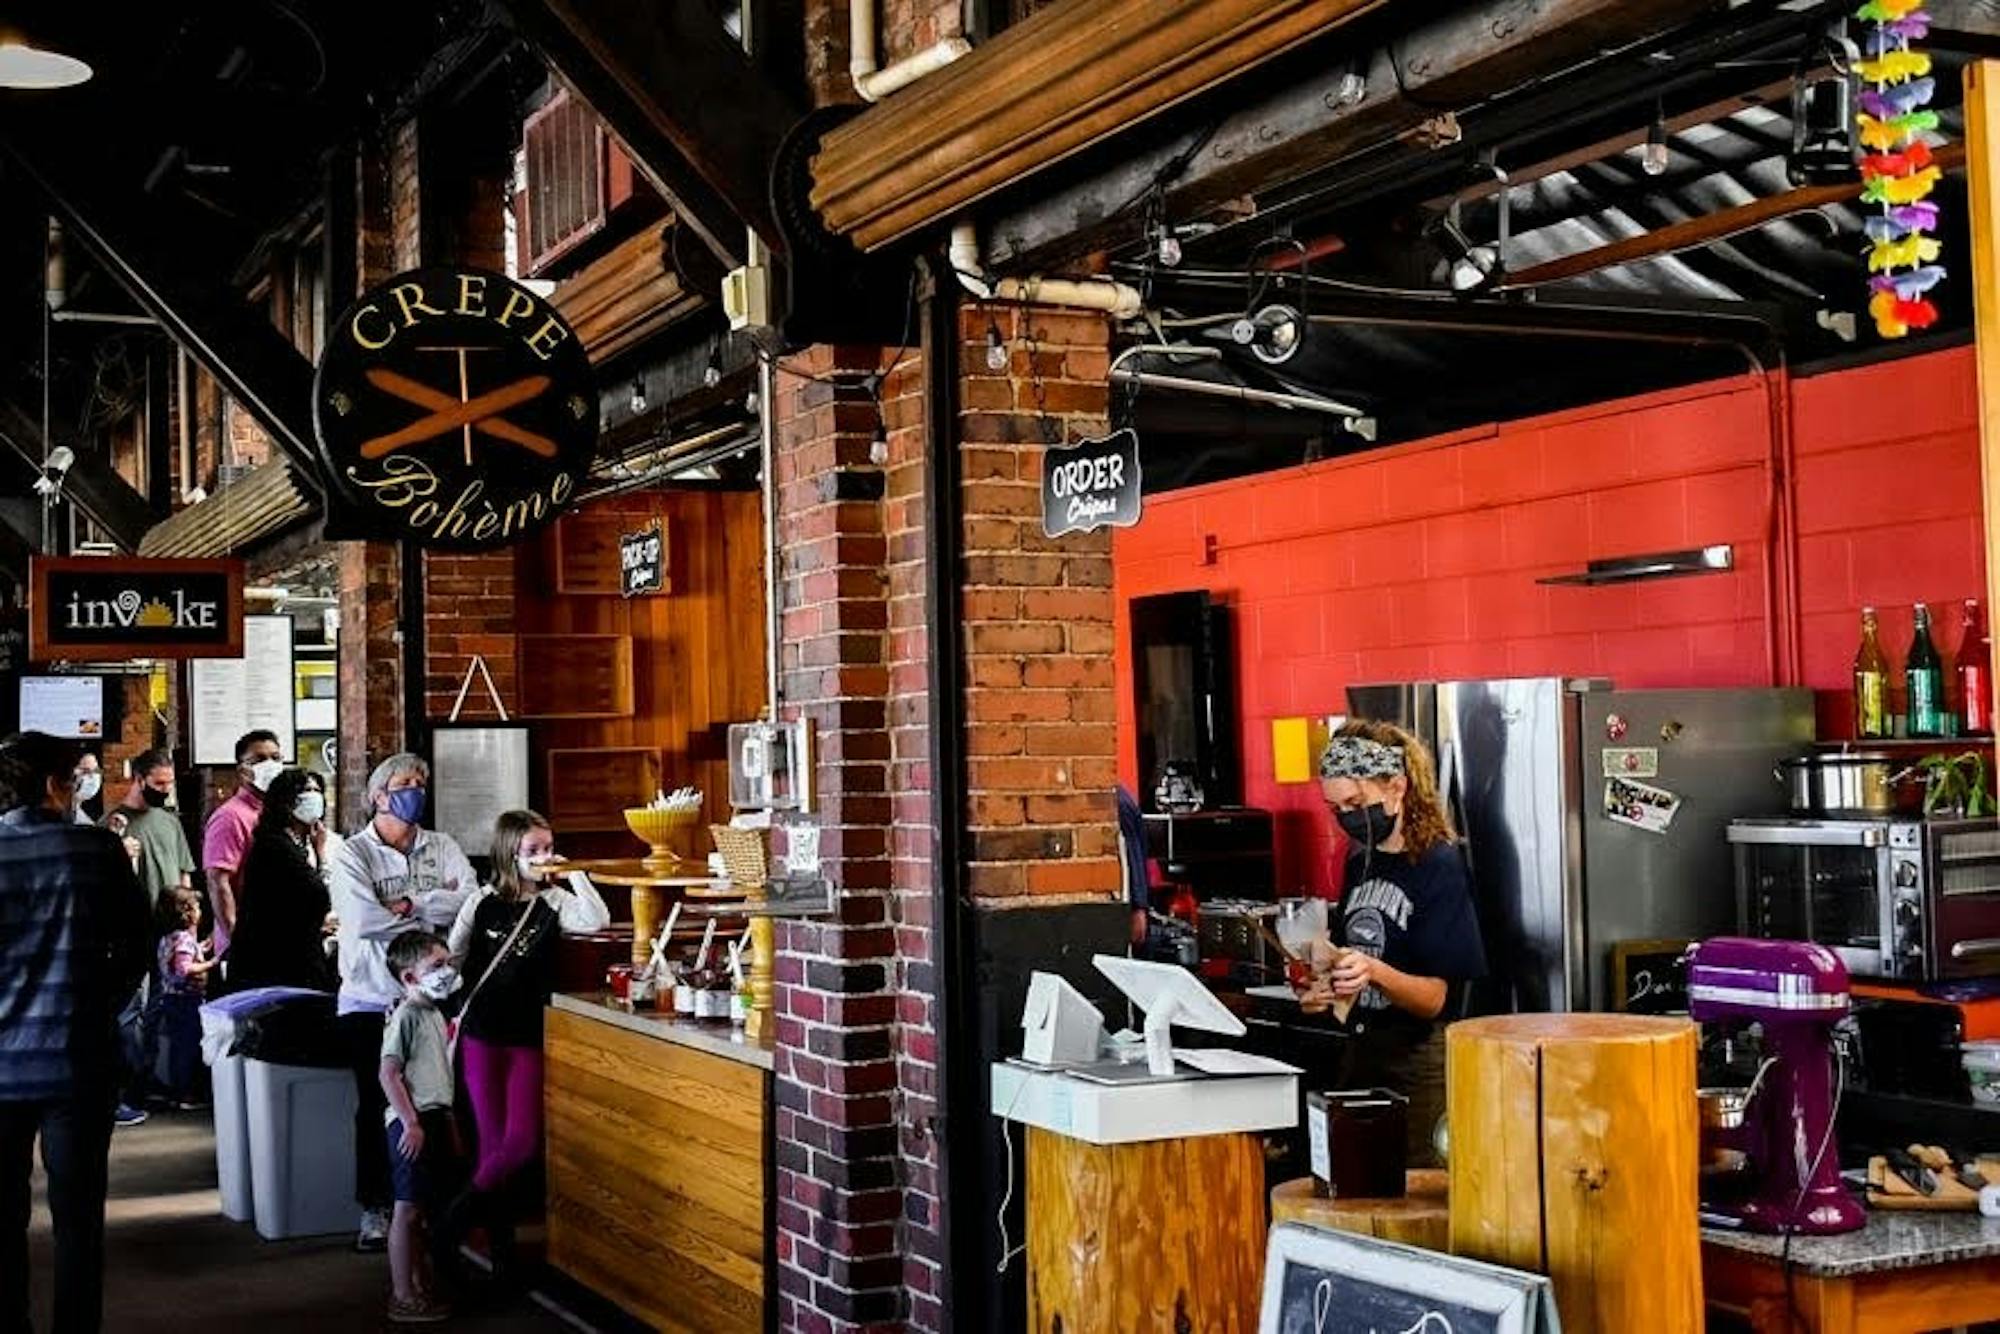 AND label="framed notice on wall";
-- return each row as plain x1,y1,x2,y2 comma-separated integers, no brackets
189,615,297,765
432,726,530,859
